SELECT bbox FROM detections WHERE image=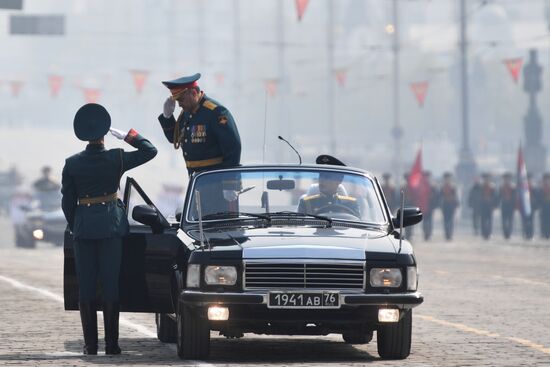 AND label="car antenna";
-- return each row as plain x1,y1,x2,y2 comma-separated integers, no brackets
278,136,302,164
194,190,209,251
398,189,405,254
